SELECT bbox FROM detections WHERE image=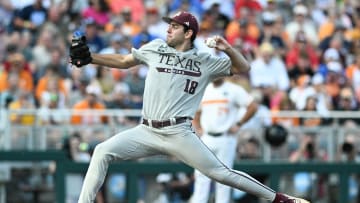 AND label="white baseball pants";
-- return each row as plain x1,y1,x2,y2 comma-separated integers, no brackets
78,121,276,202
